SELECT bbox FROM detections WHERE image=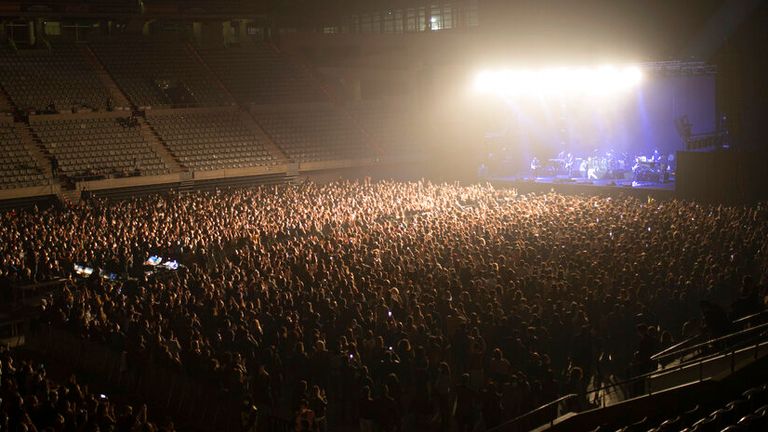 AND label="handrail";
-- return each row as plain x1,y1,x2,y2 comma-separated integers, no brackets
654,321,768,362
15,277,68,290
0,318,28,328
651,334,701,361
486,393,577,432
581,335,768,409
651,311,768,362
583,353,716,402
504,333,768,432
733,310,768,326
595,331,768,397
0,318,28,347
